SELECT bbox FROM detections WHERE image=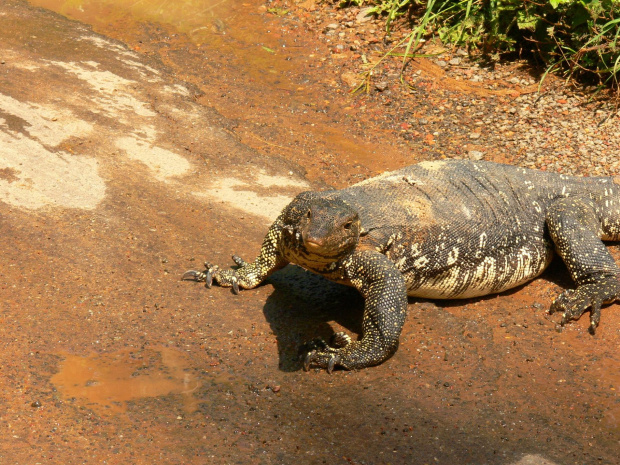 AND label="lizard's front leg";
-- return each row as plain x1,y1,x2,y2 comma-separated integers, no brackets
303,250,408,372
183,218,289,294
546,196,620,333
